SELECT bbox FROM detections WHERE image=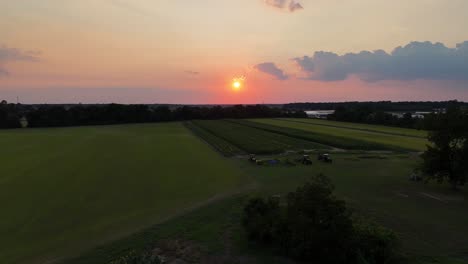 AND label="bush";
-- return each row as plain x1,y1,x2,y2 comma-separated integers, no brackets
110,250,162,264
242,174,399,264
354,220,399,264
